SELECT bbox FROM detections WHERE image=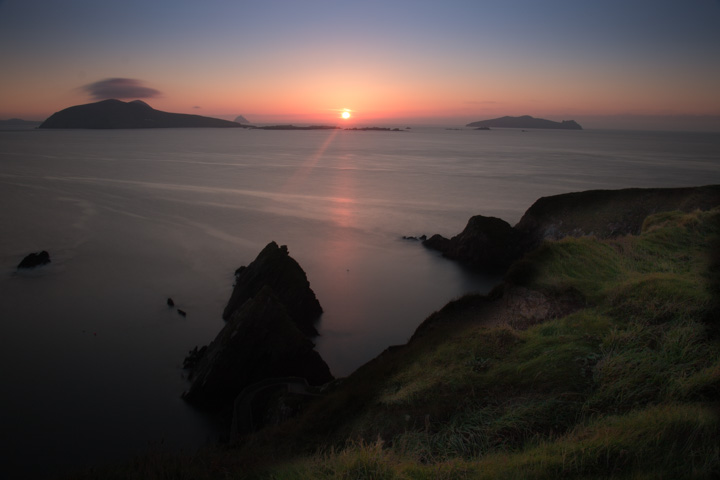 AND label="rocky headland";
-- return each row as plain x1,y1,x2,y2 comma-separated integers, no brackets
466,115,583,130
39,99,243,129
424,185,720,272
72,185,720,478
